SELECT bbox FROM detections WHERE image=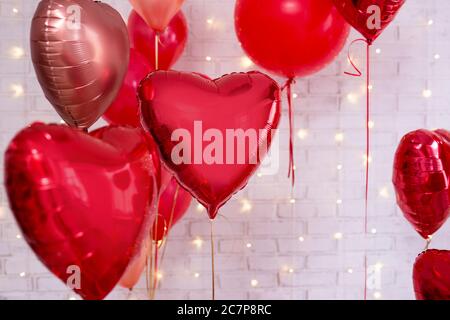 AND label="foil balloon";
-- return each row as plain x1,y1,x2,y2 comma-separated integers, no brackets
30,0,130,130
120,177,192,289
393,129,450,239
129,0,185,33
103,49,153,127
128,10,188,71
413,250,450,300
332,0,406,44
139,71,281,219
234,0,350,78
4,123,160,300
